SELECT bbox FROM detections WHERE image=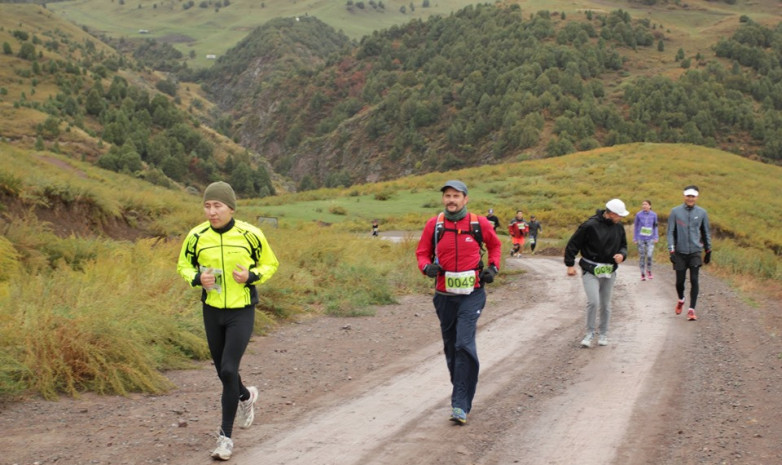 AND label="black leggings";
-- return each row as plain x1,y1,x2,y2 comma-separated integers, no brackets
675,267,700,309
203,305,254,438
